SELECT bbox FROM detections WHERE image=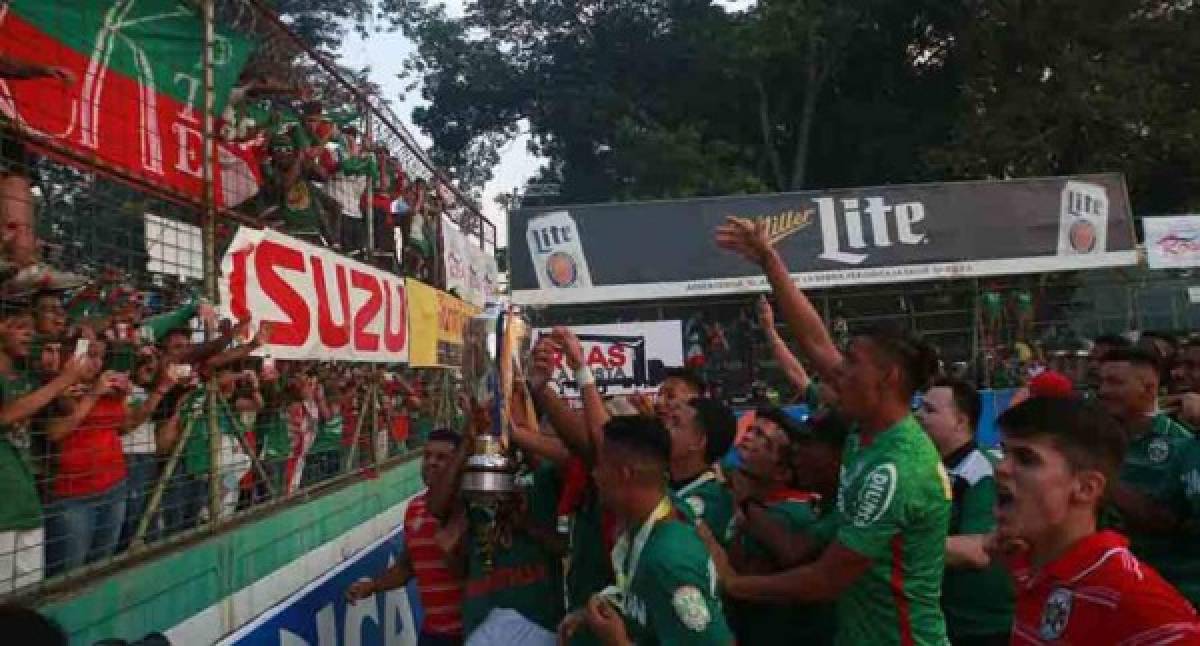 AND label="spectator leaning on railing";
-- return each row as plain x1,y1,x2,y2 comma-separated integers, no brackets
44,339,131,576
0,295,94,593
